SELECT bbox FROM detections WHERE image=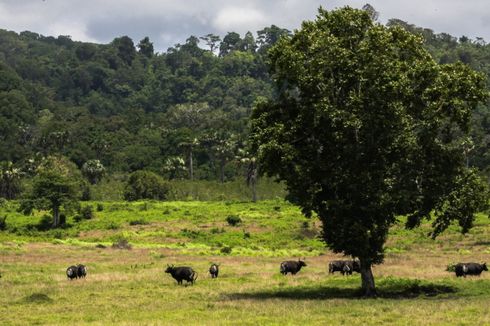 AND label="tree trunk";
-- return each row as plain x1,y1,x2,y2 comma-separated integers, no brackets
220,157,225,183
251,178,257,202
52,205,60,228
360,259,376,297
189,149,194,181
